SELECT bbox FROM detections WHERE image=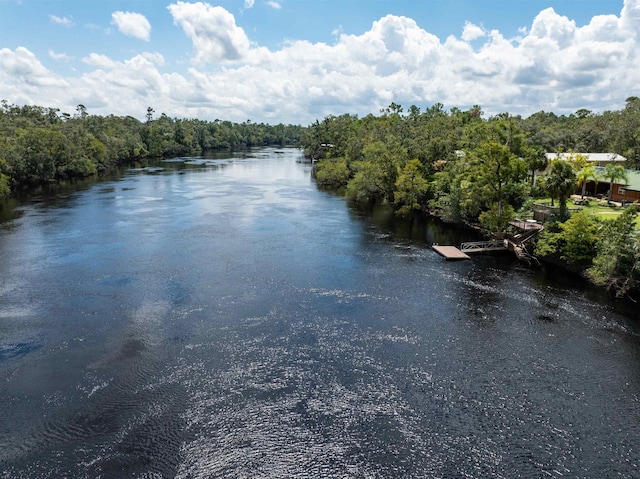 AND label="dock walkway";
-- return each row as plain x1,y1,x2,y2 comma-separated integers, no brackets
434,221,544,263
460,240,506,253
432,245,471,260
